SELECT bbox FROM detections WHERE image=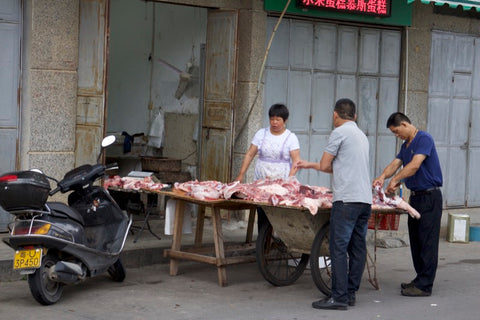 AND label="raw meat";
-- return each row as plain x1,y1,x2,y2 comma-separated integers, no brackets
103,175,168,191
175,177,333,215
174,180,225,201
171,178,419,218
372,182,421,219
